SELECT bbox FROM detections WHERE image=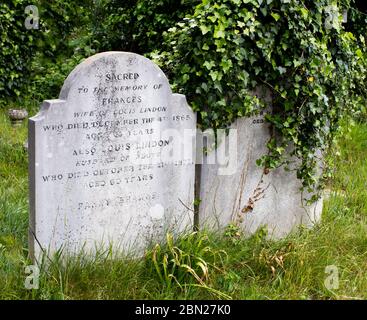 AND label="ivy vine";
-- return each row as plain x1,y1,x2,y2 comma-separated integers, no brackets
153,0,367,197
